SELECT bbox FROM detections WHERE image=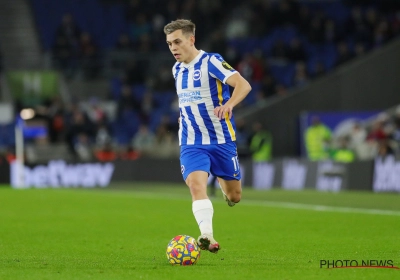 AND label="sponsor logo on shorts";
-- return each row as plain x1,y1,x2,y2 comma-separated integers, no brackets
181,165,185,174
